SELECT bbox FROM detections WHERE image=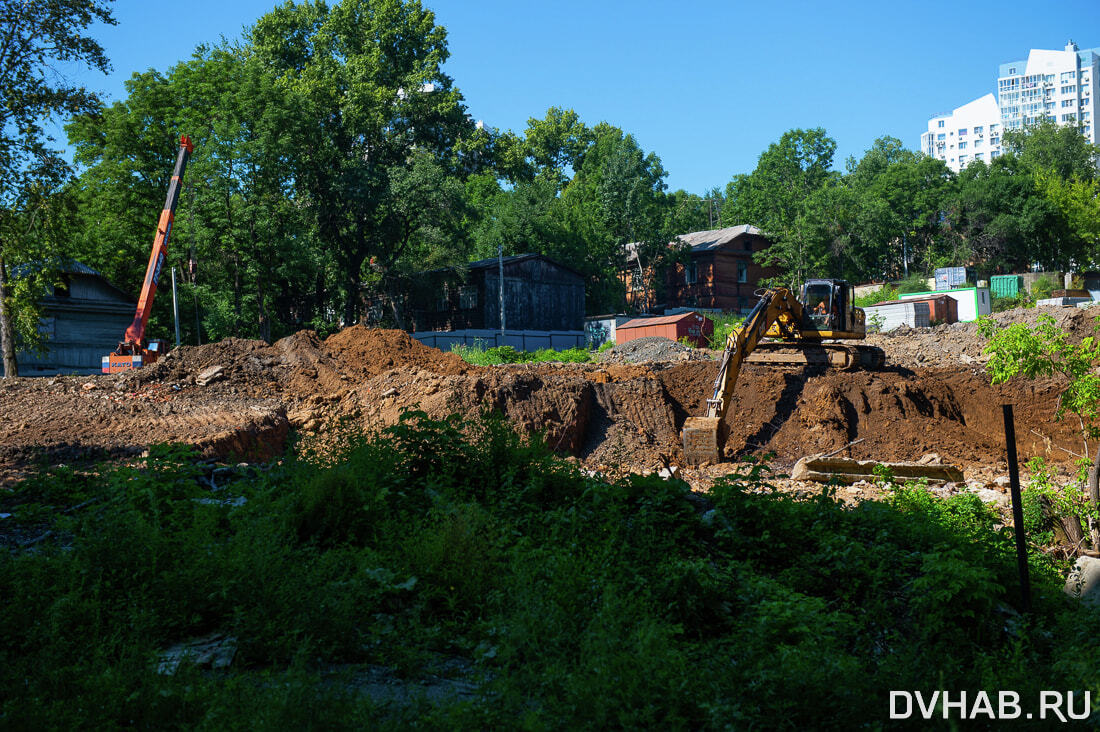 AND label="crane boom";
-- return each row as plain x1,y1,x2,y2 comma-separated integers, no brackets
102,135,193,373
